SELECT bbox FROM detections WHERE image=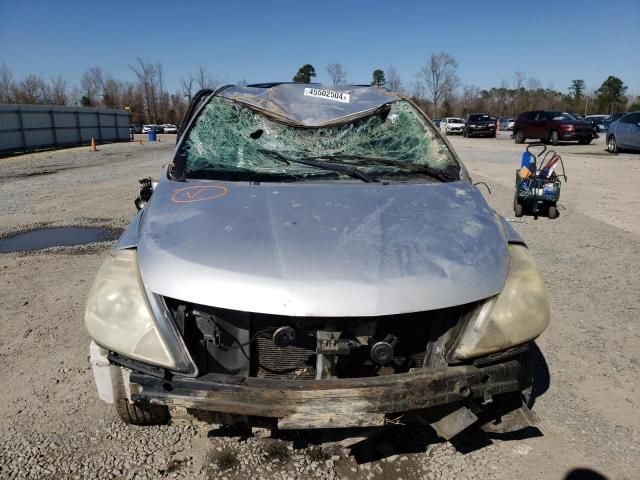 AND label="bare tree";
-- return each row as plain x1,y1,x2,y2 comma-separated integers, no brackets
326,63,347,86
410,81,426,100
180,75,194,102
80,66,108,106
16,74,50,104
419,52,460,117
461,84,481,114
385,66,401,92
50,75,68,105
130,58,160,122
195,64,219,90
0,63,15,103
